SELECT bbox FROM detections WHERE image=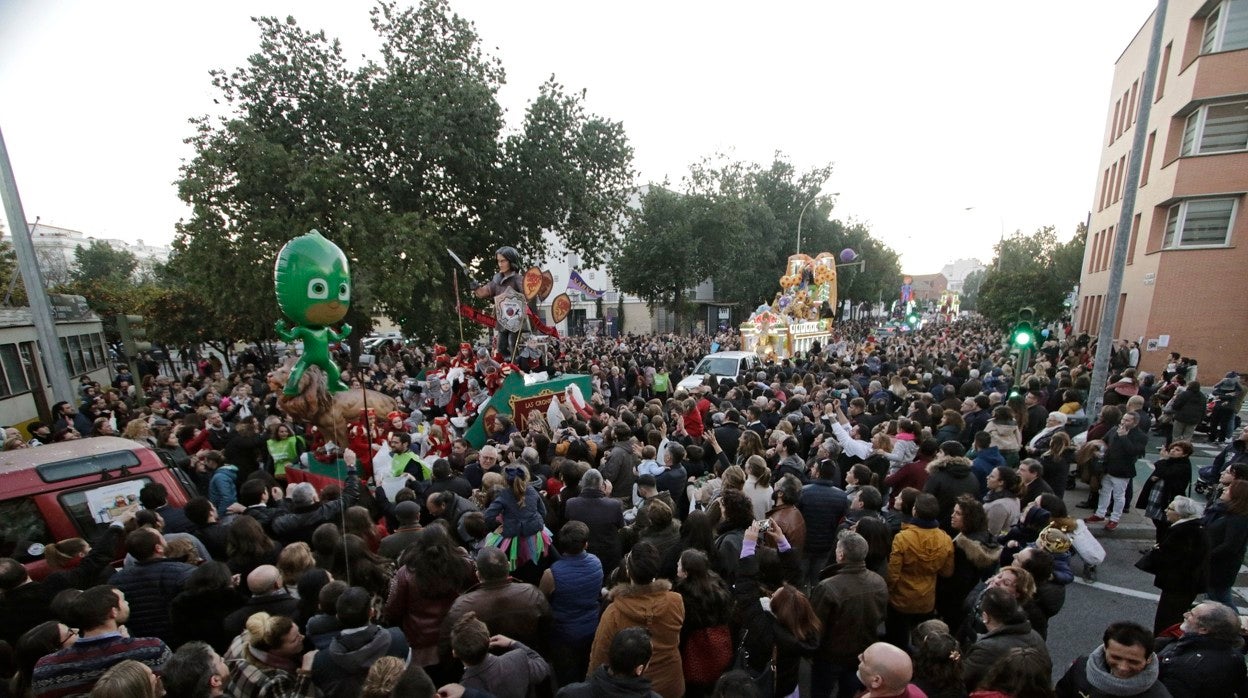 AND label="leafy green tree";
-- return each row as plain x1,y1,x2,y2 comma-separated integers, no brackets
652,154,901,317
960,268,985,311
977,224,1086,326
173,0,634,348
609,187,750,332
70,240,137,286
